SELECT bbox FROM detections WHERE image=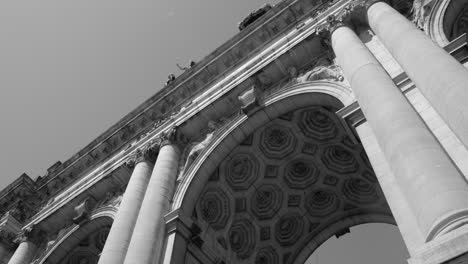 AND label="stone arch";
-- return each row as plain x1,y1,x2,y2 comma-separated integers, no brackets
426,0,468,45
35,207,116,264
171,81,398,263
172,81,355,213
186,105,391,263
